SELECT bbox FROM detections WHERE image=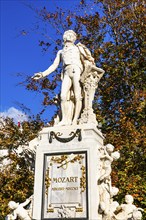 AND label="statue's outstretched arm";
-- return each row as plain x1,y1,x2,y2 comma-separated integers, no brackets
20,198,31,207
32,50,62,80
